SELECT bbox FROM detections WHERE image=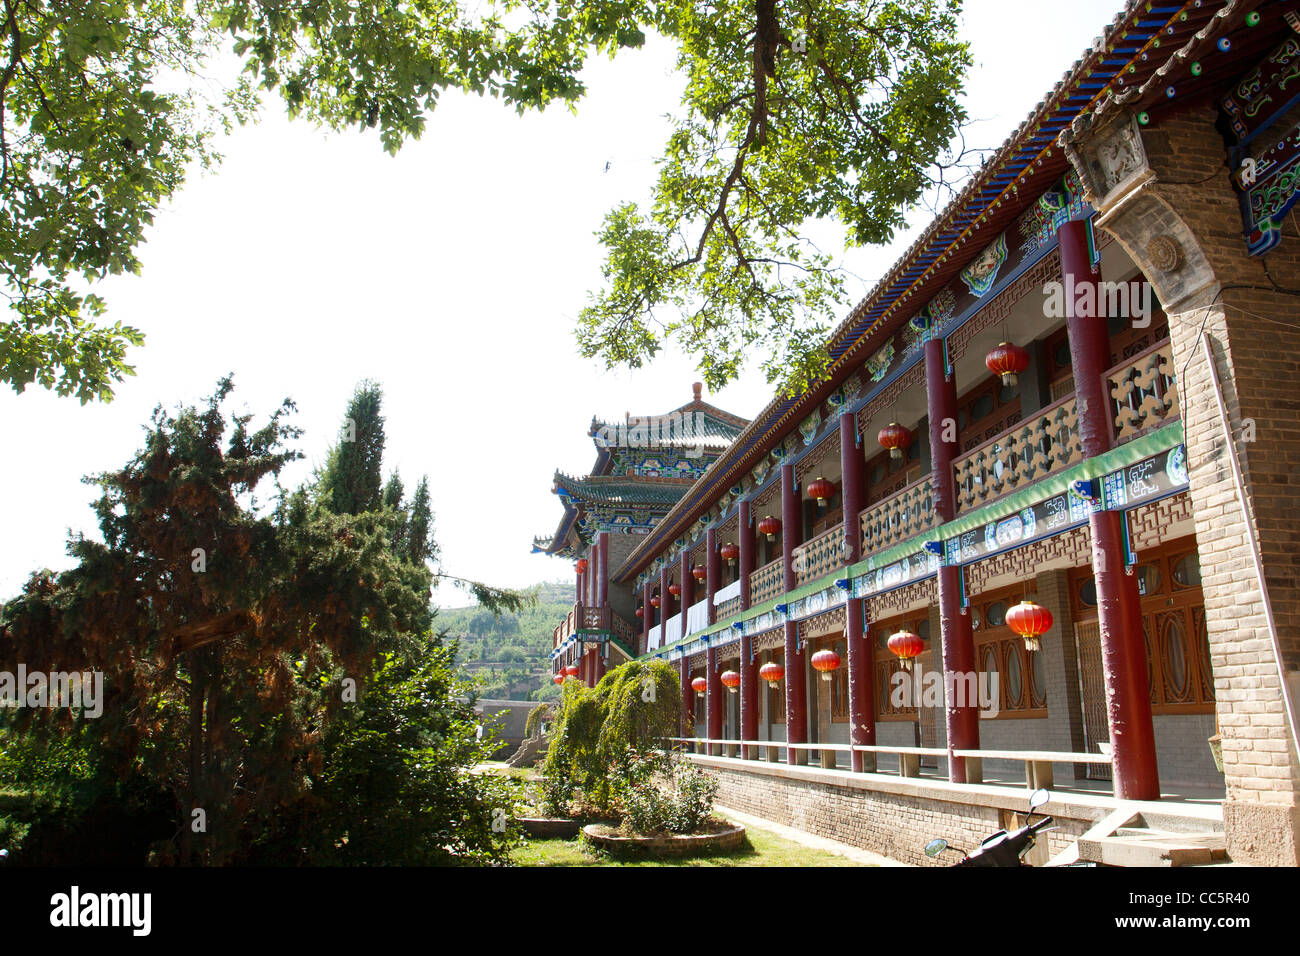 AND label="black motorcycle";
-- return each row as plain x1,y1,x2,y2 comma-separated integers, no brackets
924,787,1055,867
